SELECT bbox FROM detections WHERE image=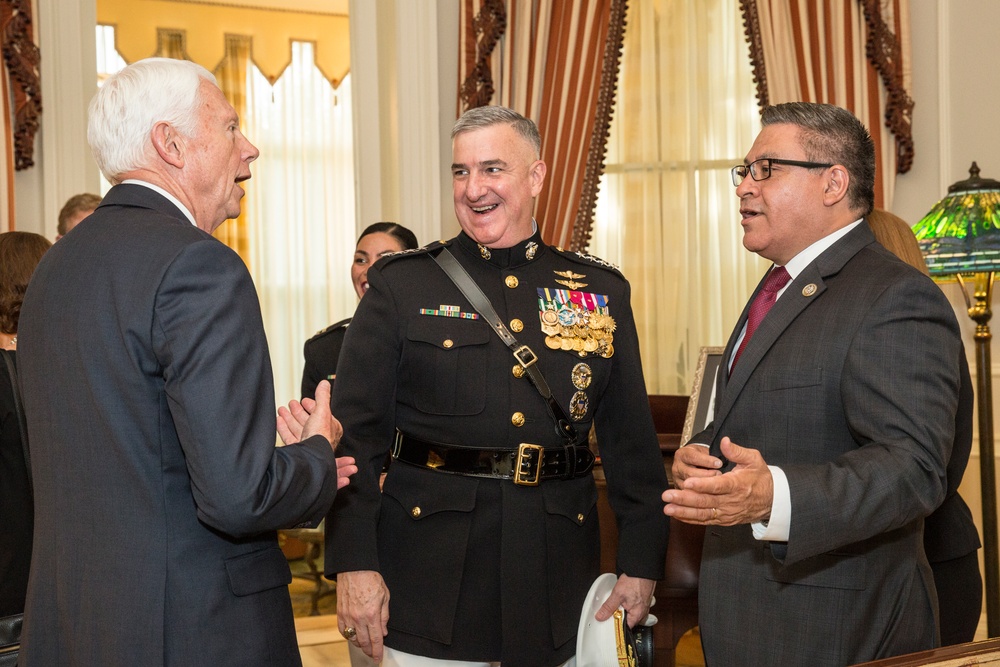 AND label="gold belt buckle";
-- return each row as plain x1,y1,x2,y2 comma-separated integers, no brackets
514,443,543,486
